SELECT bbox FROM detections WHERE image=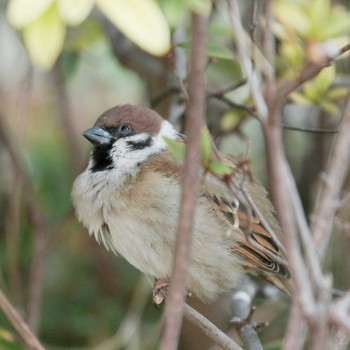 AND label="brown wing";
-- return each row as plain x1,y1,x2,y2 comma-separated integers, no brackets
146,151,293,294
202,165,293,295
